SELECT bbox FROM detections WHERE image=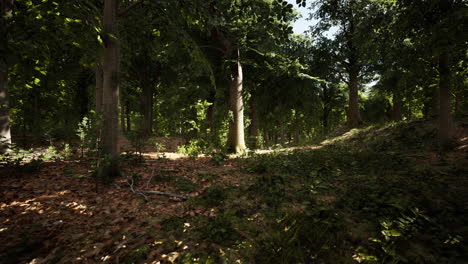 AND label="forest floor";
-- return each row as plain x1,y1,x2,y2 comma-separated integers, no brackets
1,120,467,264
